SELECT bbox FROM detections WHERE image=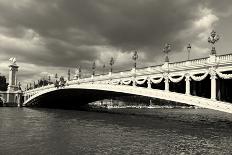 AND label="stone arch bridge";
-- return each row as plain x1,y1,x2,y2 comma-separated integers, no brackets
23,54,232,114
